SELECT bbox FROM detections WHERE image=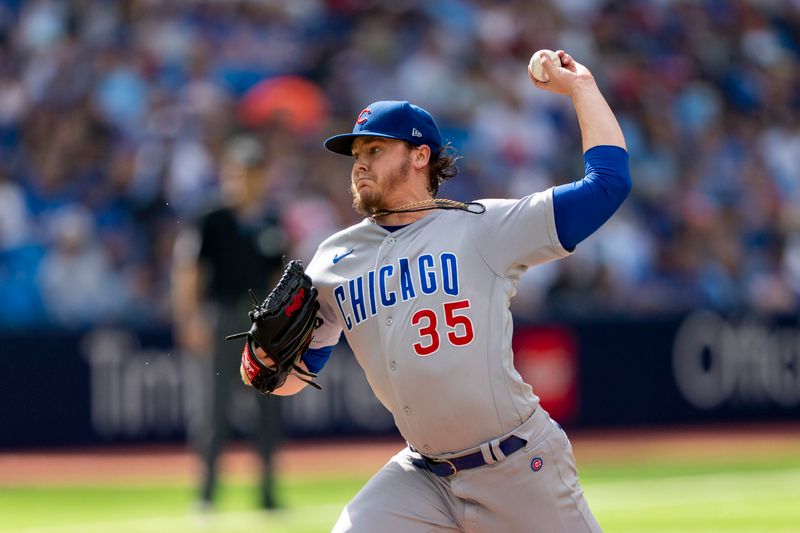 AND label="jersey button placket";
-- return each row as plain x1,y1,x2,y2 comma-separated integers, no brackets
377,234,415,439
